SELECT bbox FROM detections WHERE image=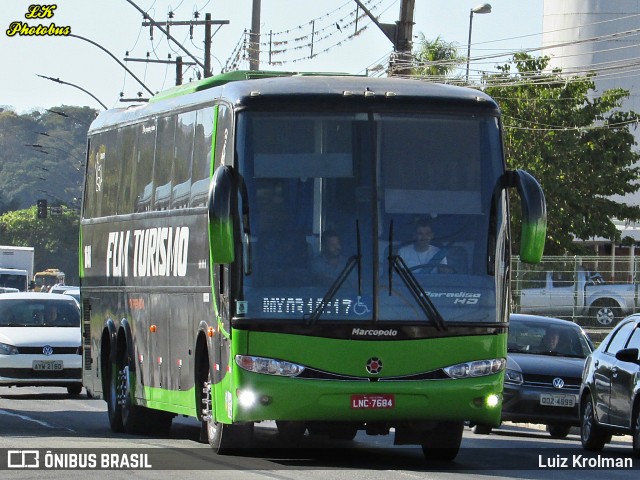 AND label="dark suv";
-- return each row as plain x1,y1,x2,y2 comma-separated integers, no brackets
580,315,640,457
